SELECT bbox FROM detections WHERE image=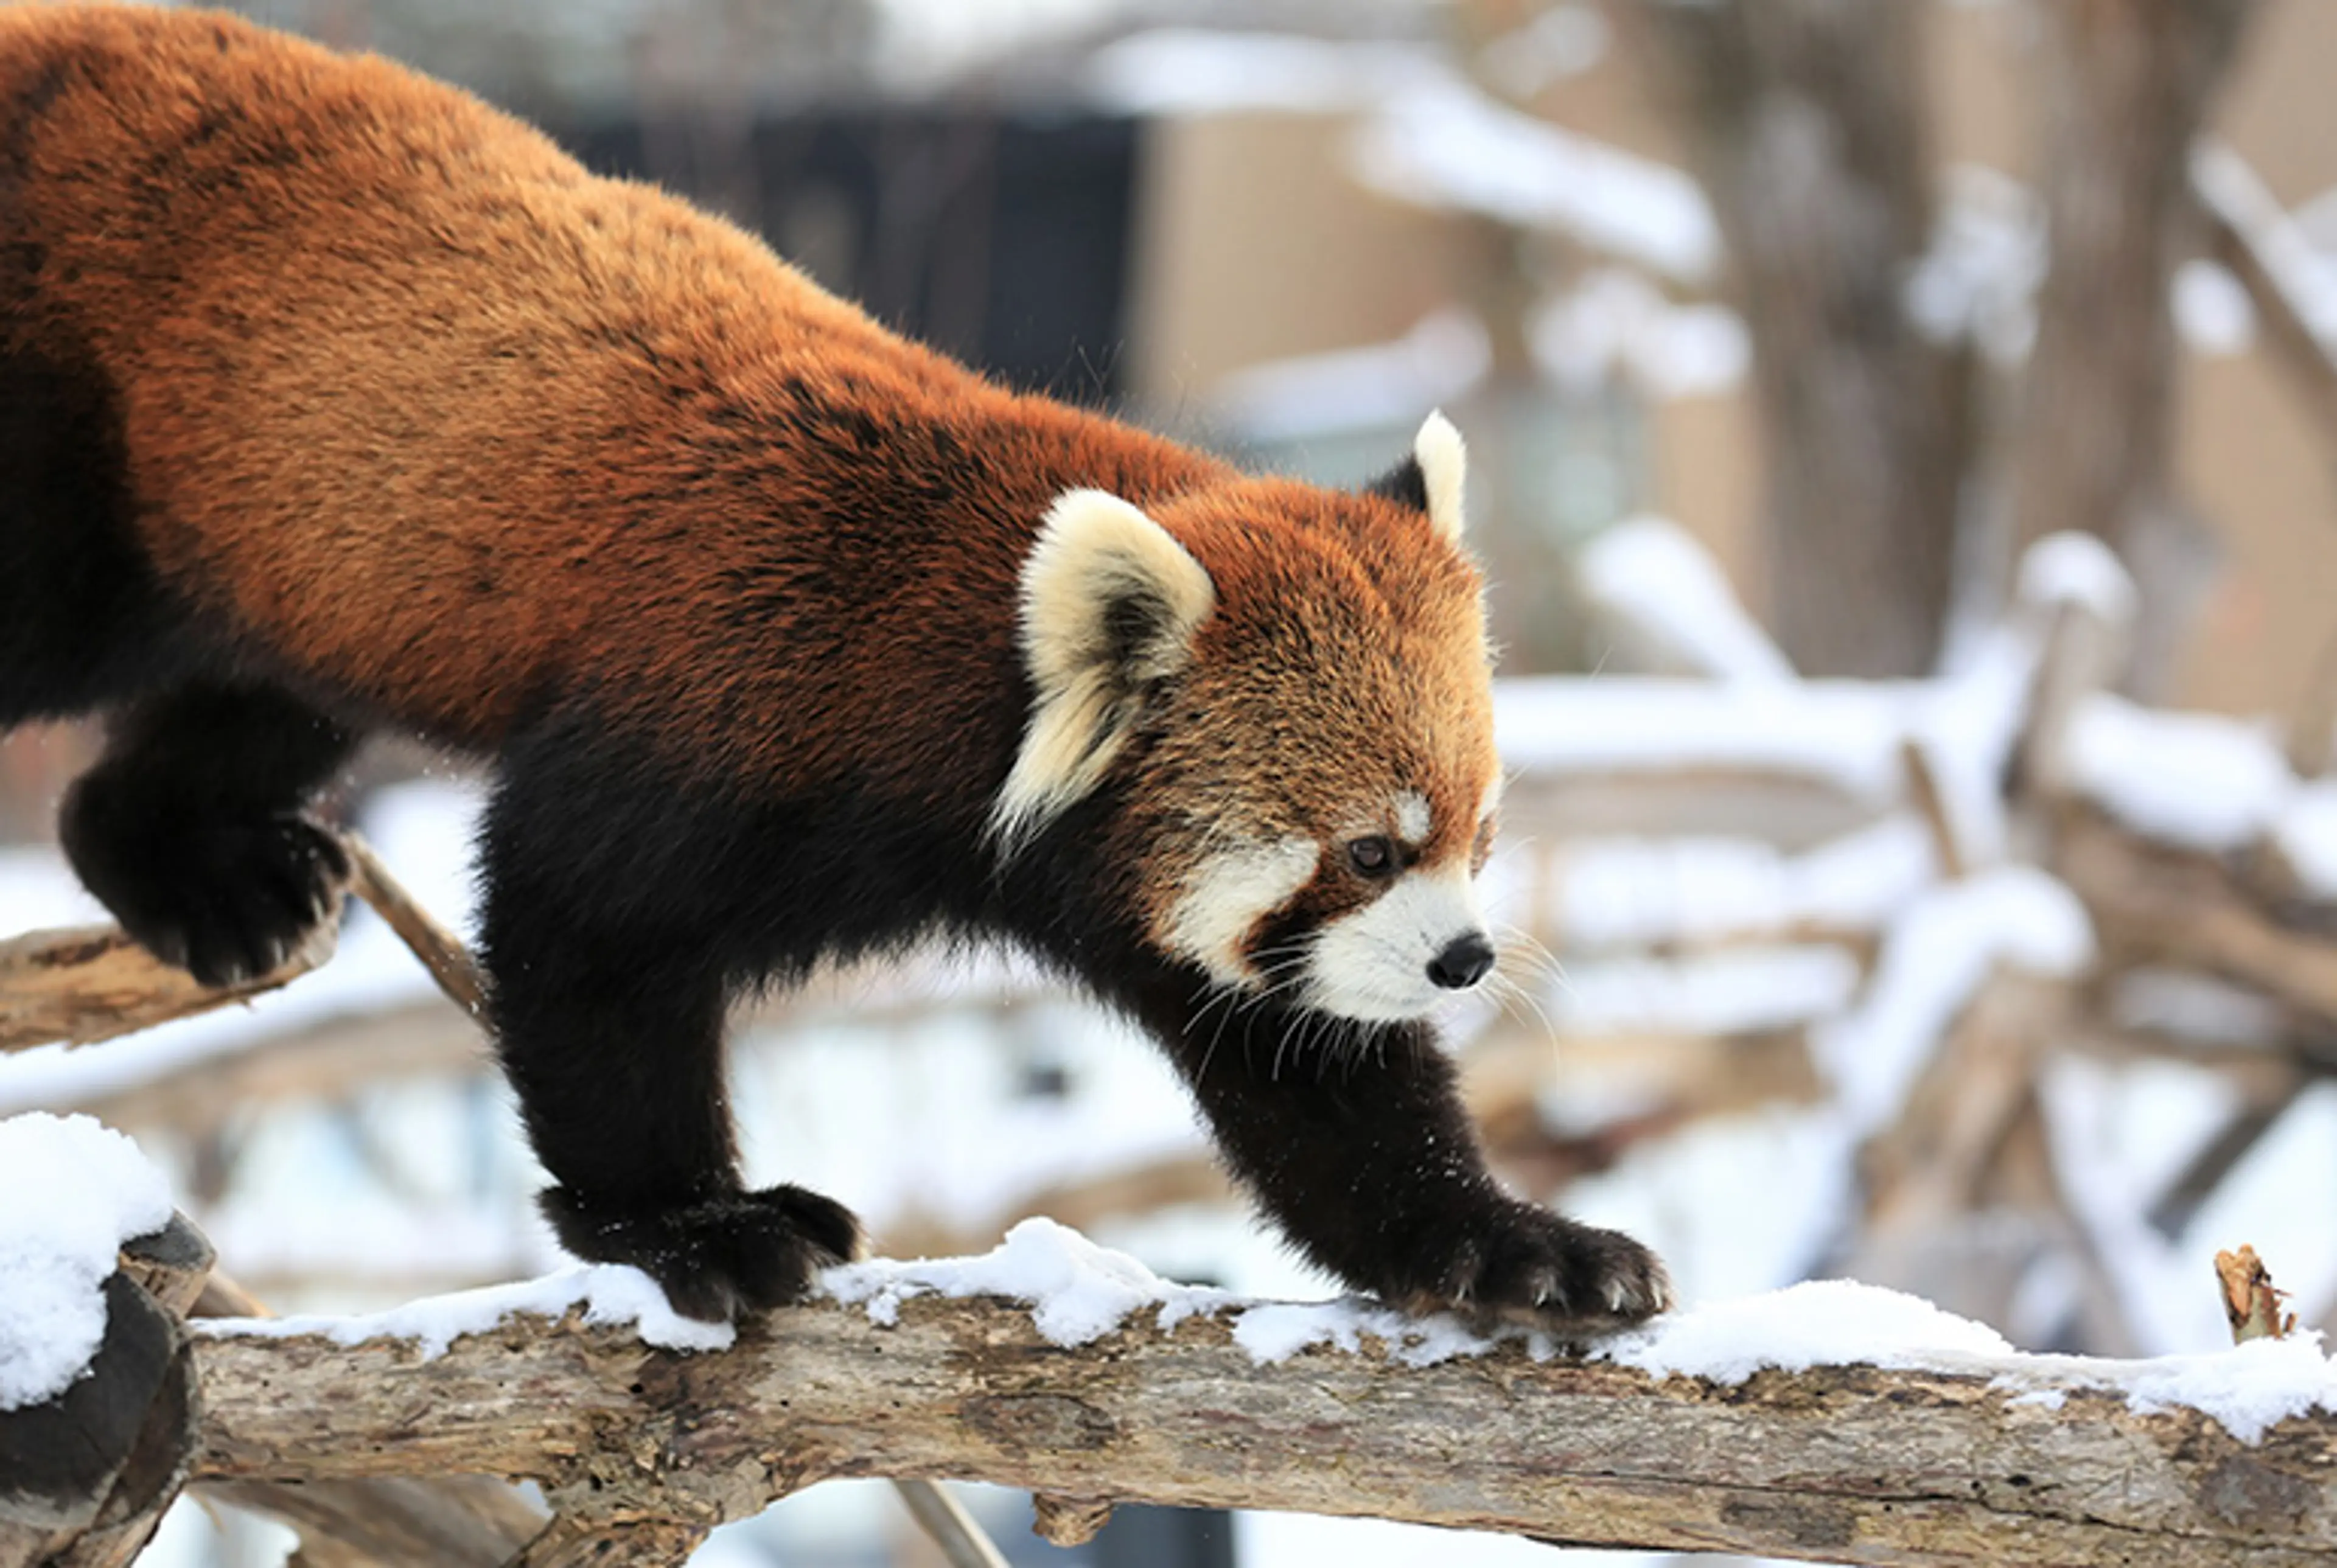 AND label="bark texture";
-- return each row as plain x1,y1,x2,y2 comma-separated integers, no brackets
189,1293,2337,1567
